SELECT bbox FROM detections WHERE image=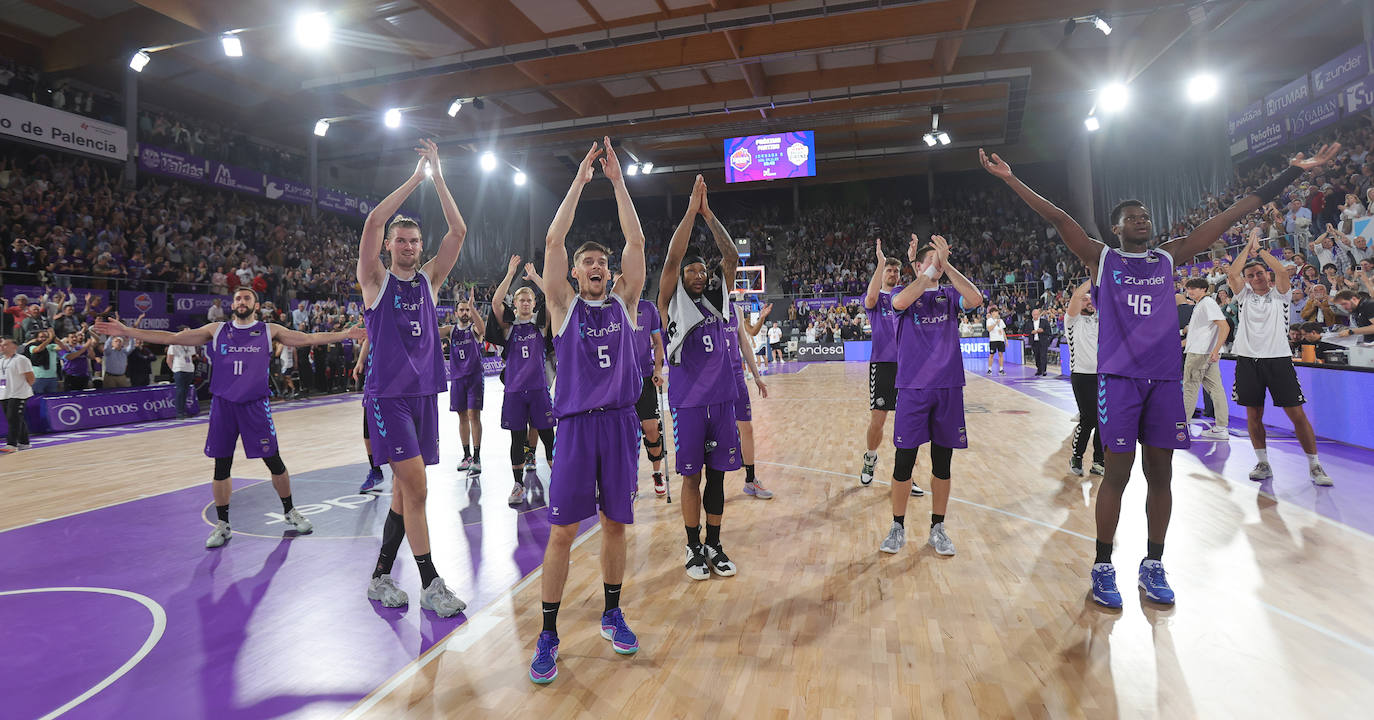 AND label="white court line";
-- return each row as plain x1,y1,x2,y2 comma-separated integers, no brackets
340,523,605,719
755,458,1374,659
0,587,167,719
